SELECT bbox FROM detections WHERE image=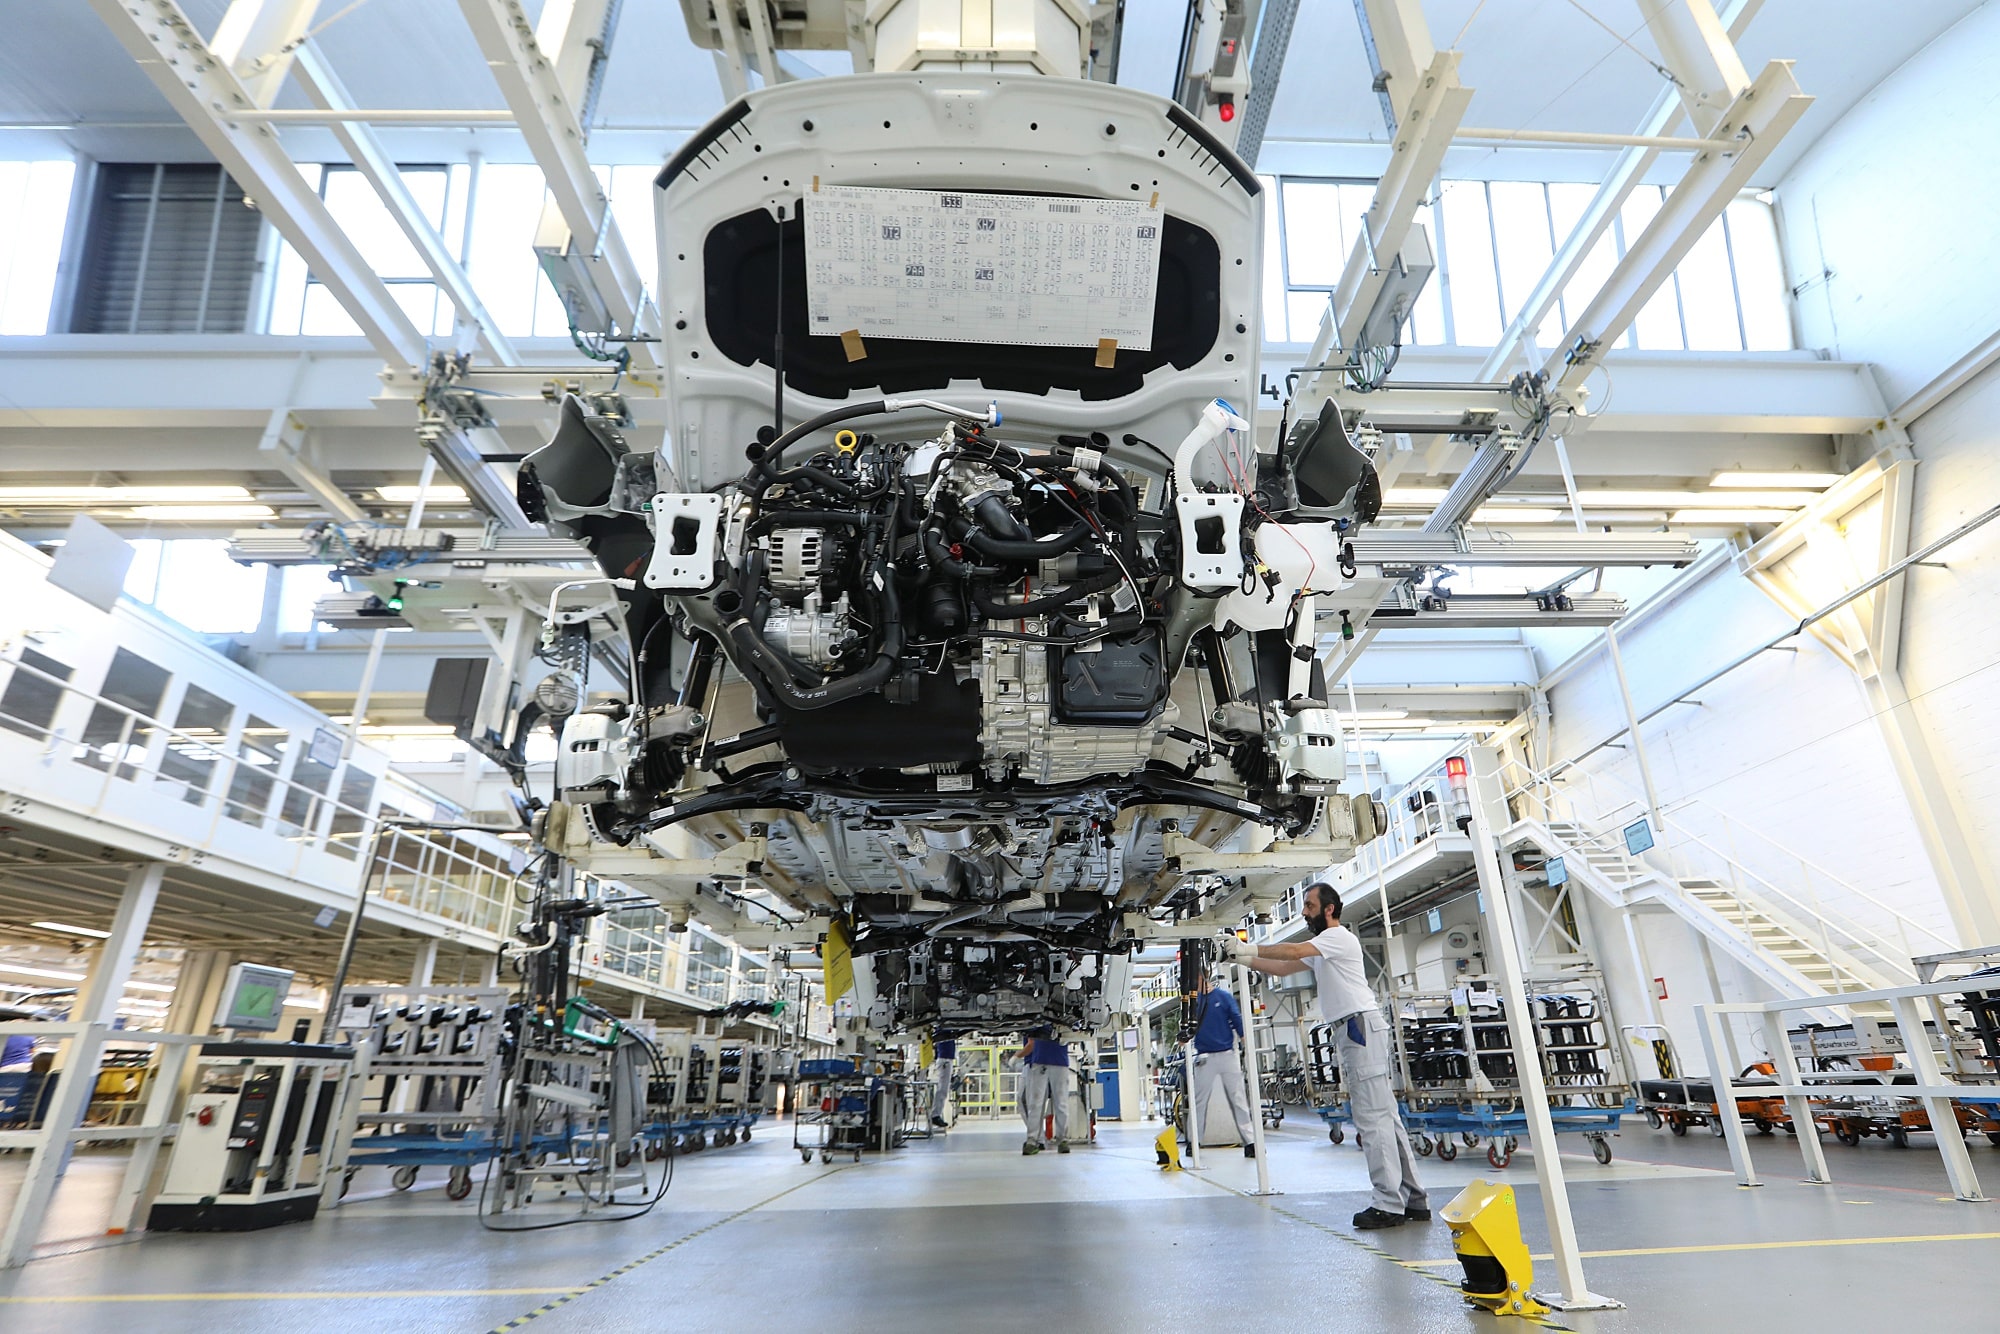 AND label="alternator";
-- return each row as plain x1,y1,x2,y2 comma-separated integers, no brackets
769,527,830,594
